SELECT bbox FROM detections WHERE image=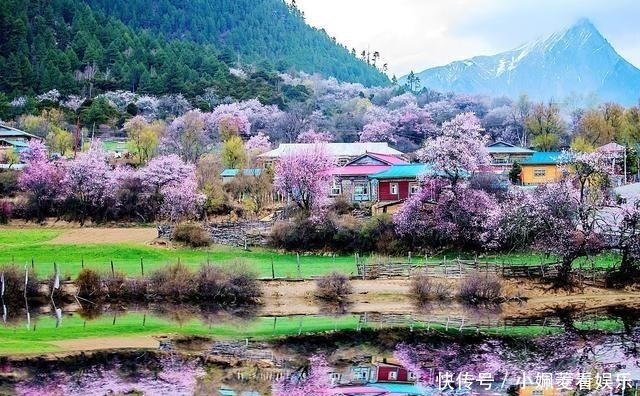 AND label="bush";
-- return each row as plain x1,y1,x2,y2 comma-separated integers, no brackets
172,223,210,247
149,262,196,301
196,262,262,304
0,265,40,303
458,275,503,304
120,277,150,299
0,170,19,197
0,201,12,224
270,217,336,251
315,272,352,302
411,271,450,302
75,269,103,298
